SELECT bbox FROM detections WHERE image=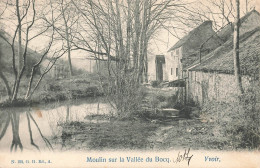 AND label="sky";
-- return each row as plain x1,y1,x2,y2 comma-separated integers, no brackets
1,0,260,71
151,0,260,56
